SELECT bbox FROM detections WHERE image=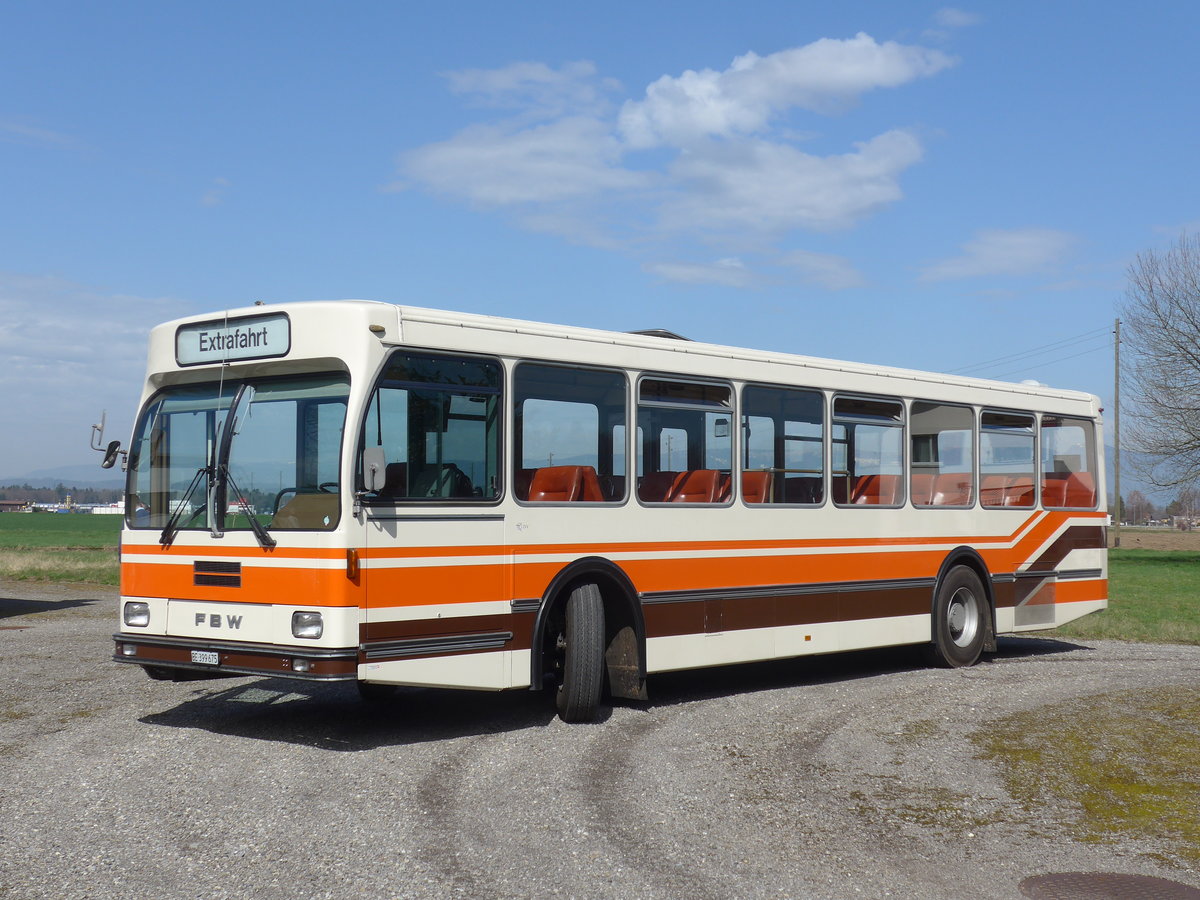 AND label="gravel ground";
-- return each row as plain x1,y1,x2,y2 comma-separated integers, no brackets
2,579,1199,900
